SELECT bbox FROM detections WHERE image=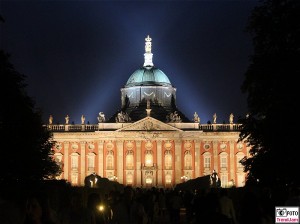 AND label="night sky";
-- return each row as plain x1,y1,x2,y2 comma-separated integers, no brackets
1,1,260,124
